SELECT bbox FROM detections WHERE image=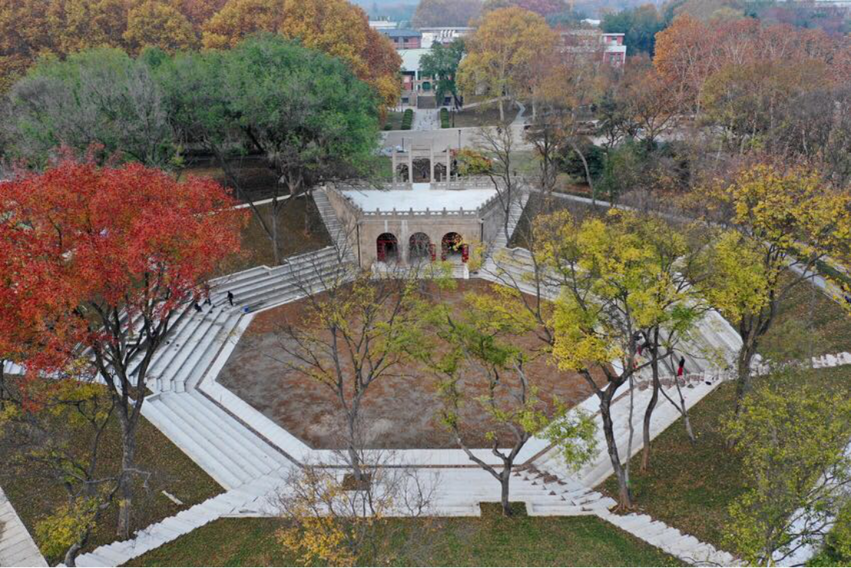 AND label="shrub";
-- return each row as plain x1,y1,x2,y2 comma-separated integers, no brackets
440,108,450,128
401,109,414,130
